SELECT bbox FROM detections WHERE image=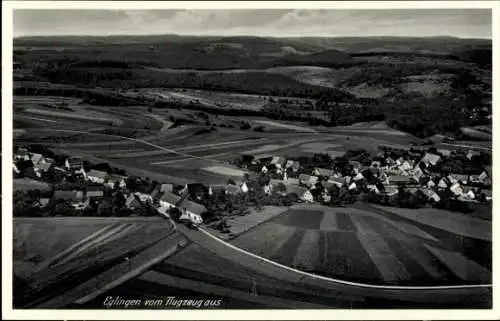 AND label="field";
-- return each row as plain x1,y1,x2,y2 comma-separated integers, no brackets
13,217,178,307
229,203,491,286
13,178,51,192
